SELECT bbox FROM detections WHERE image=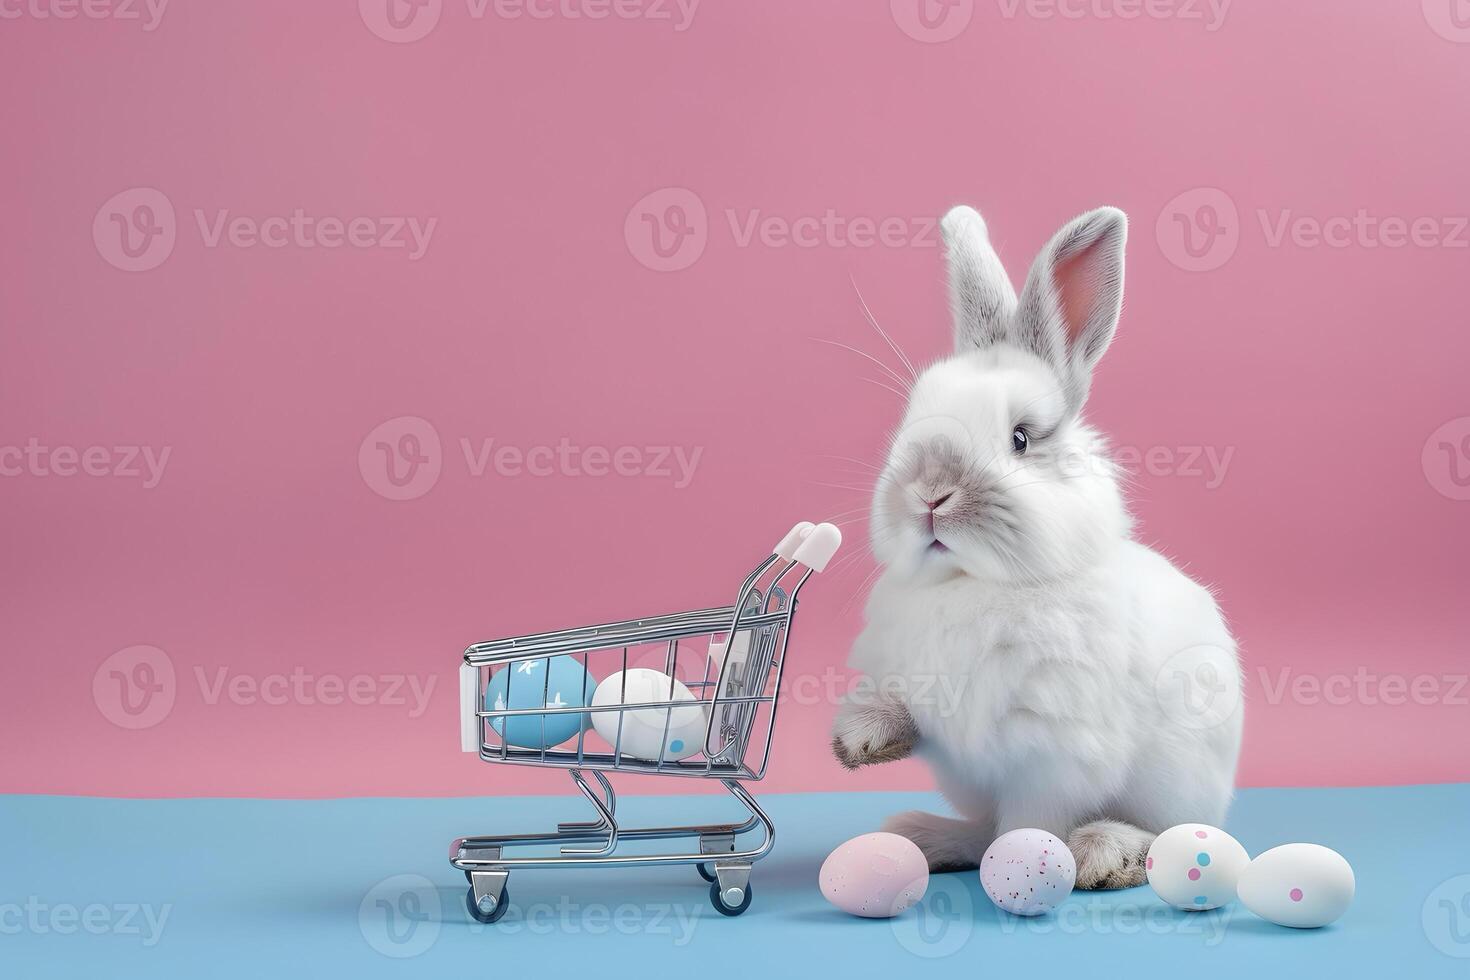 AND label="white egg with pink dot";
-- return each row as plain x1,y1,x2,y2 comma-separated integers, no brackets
1146,823,1250,911
1237,843,1354,928
980,829,1076,916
